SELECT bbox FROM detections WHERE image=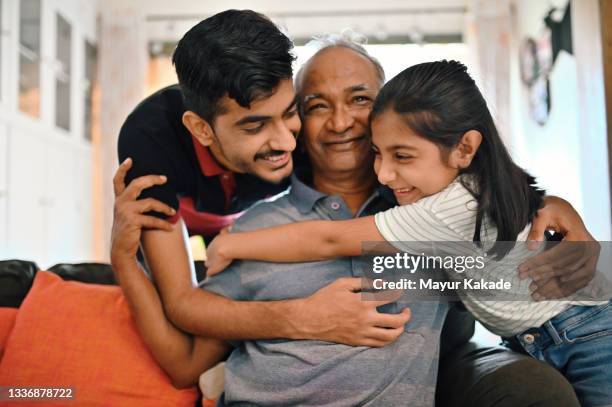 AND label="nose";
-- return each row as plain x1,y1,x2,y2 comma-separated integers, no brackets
326,104,355,134
375,156,396,185
269,121,297,153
